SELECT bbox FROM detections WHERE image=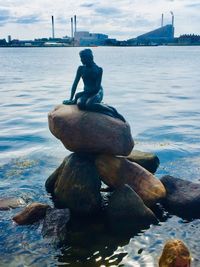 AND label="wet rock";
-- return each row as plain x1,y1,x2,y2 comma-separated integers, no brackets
45,160,66,194
107,184,158,234
42,208,70,243
126,150,160,173
64,215,105,246
45,153,102,215
48,104,134,155
13,202,50,225
95,155,166,207
161,175,200,219
0,197,26,210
